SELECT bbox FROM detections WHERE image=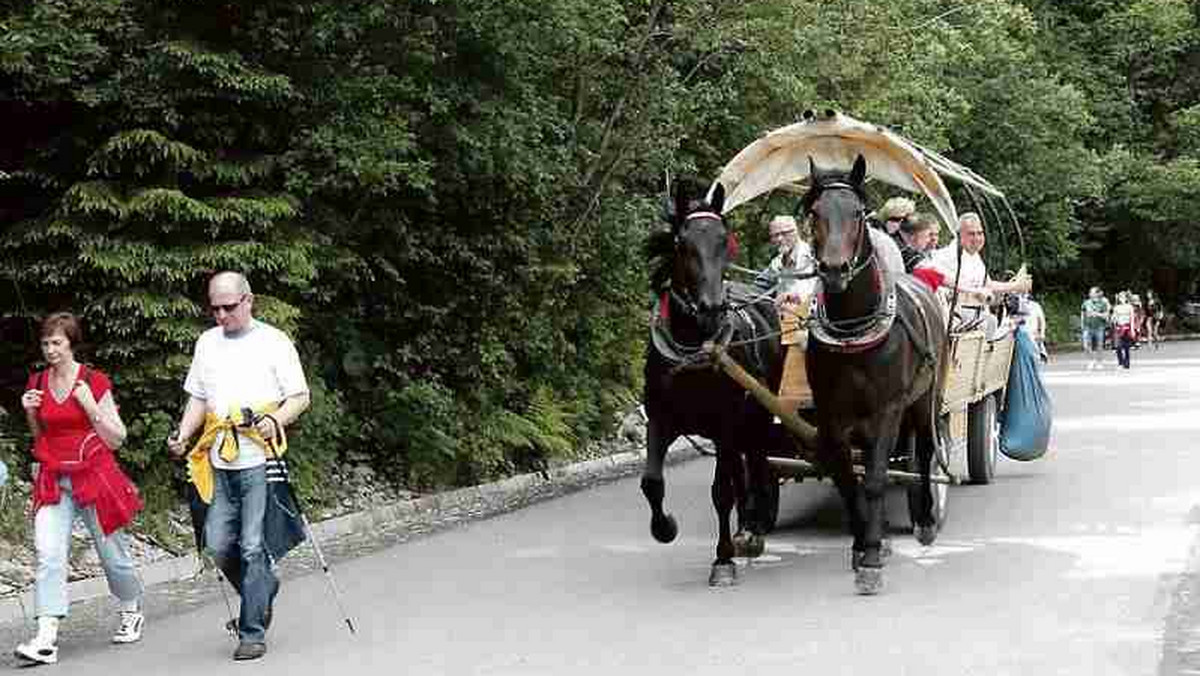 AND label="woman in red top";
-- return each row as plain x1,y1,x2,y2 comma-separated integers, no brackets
15,313,145,665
